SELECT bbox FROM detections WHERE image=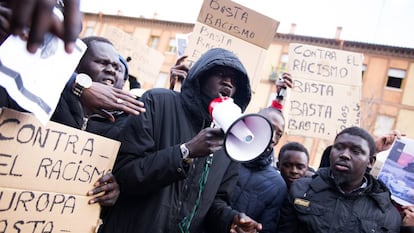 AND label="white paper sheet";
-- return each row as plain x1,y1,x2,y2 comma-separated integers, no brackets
0,35,86,124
